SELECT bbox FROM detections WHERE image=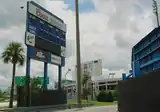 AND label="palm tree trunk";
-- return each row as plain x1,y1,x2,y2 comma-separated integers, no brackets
9,63,16,108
